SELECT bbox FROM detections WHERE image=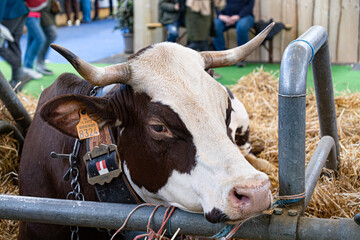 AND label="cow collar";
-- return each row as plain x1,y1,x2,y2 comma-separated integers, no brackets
84,85,143,204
